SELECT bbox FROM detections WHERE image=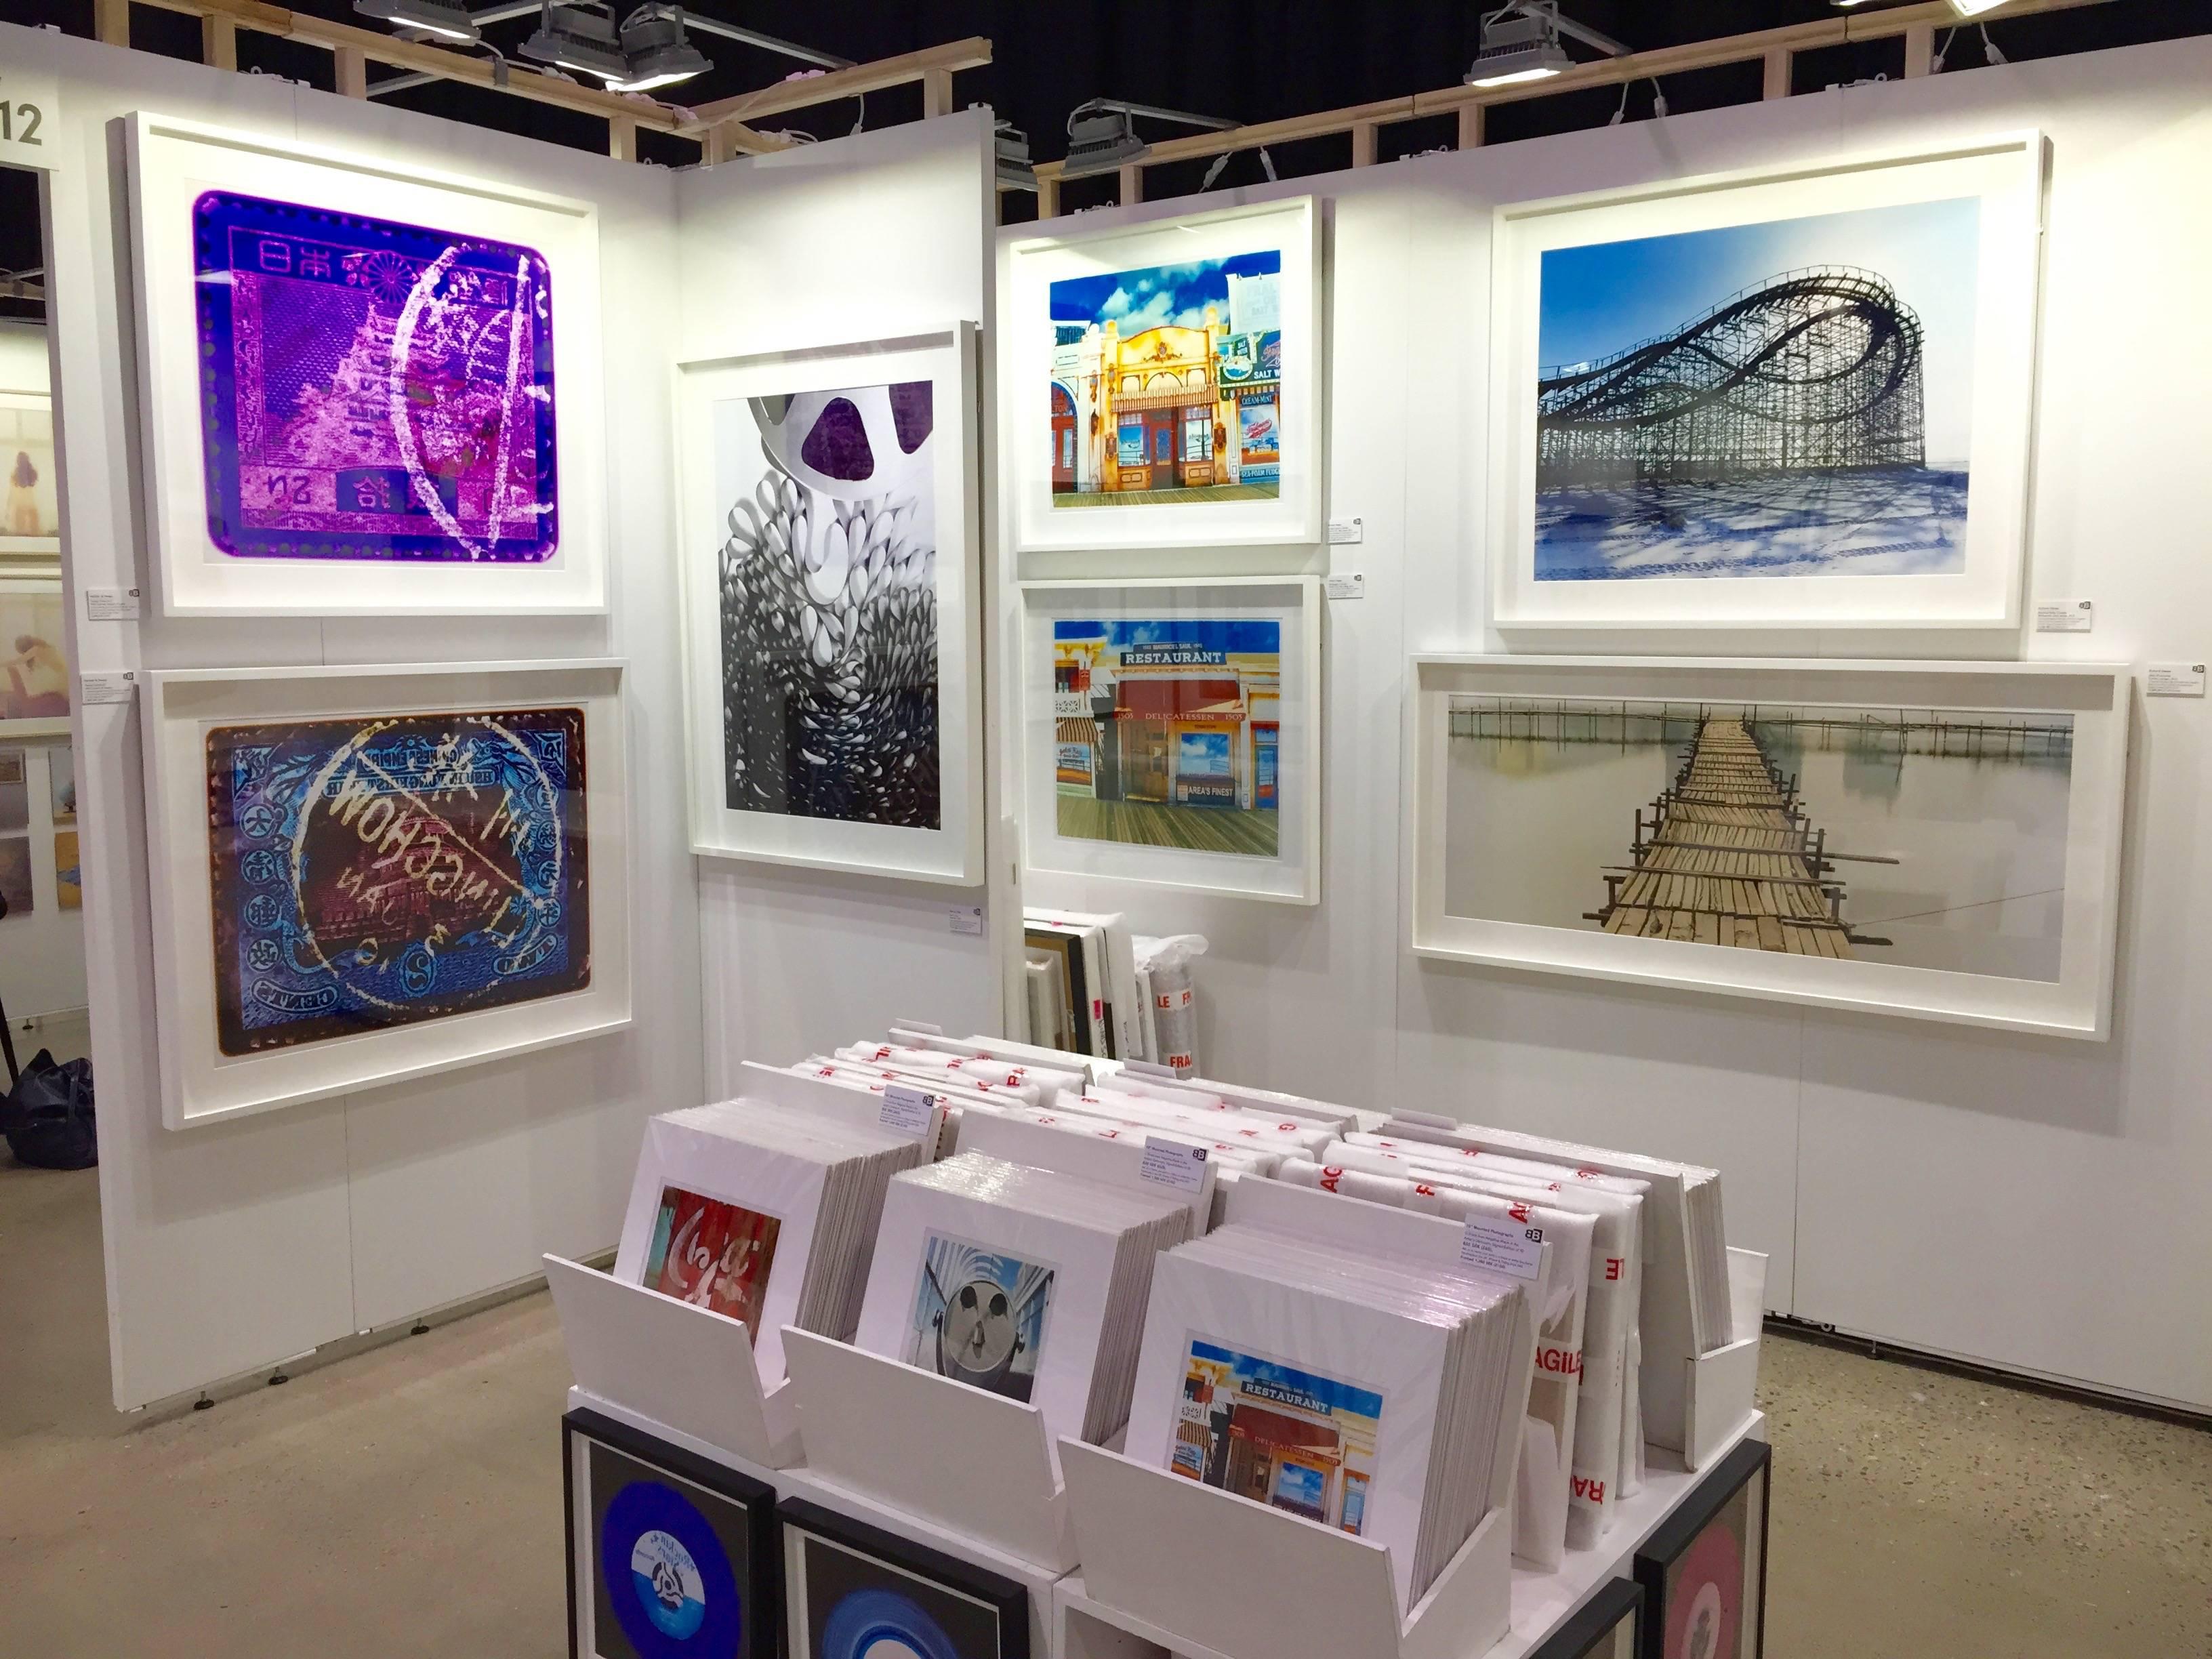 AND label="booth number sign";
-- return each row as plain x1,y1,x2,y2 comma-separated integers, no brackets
0,67,58,169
